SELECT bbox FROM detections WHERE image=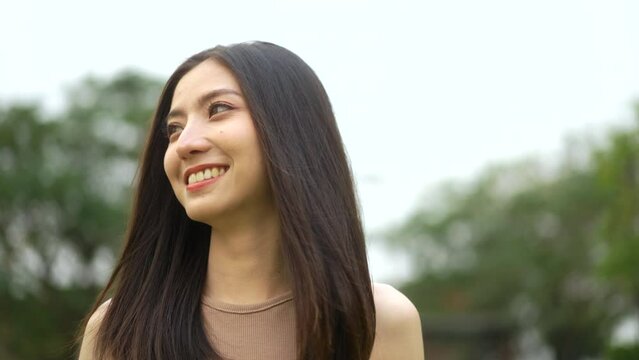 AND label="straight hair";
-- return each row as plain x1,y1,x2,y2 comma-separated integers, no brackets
79,41,376,360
